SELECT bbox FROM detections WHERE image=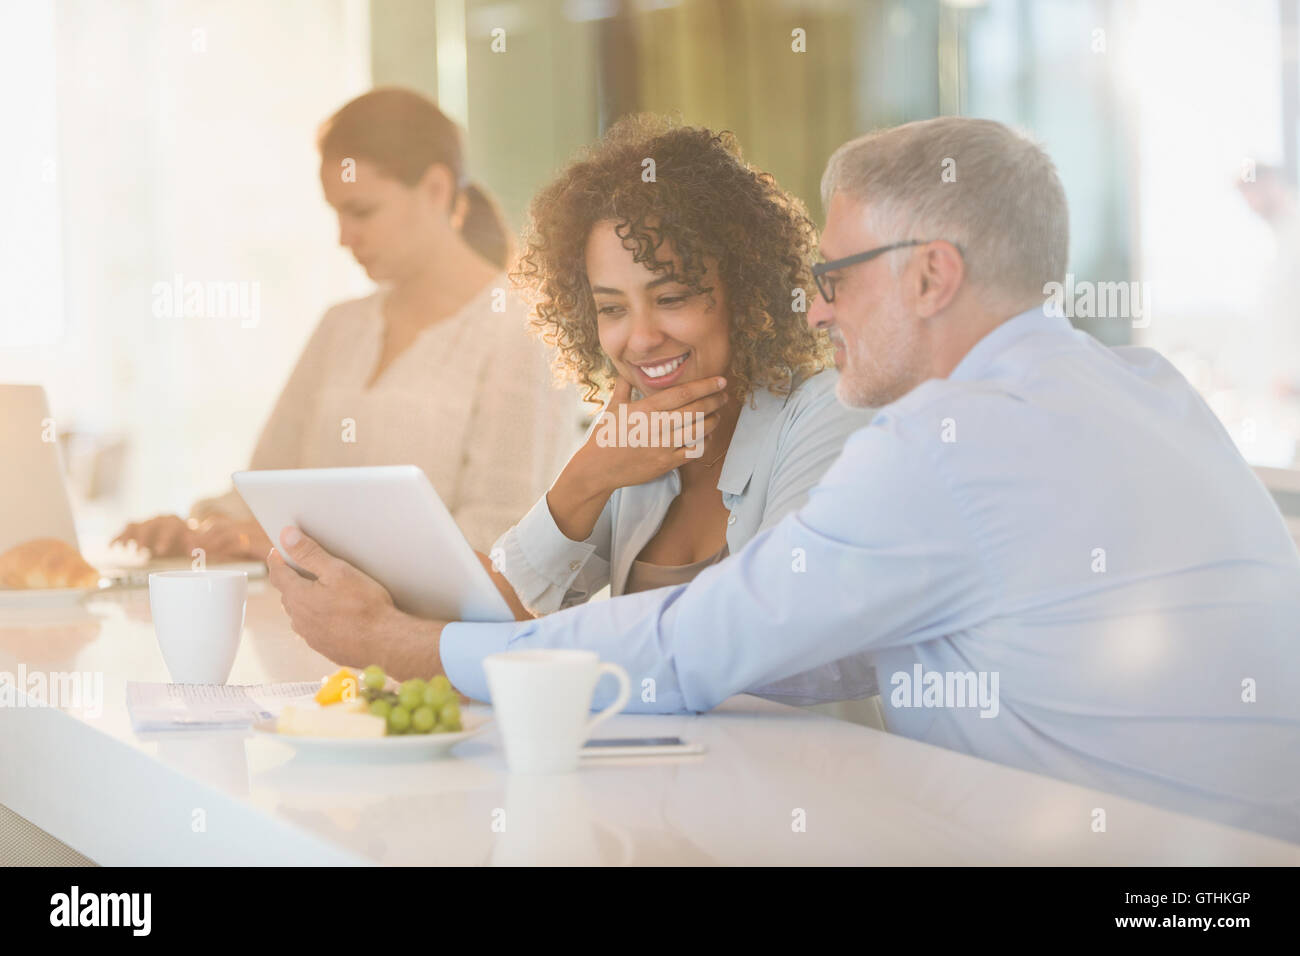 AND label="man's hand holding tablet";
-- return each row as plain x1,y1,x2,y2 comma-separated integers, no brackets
238,465,520,682
267,526,457,683
266,526,422,673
